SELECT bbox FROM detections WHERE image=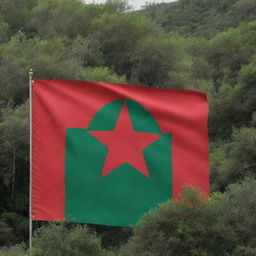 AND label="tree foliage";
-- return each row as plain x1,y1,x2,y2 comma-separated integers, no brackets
31,223,113,256
119,179,256,256
0,0,255,253
142,0,256,37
